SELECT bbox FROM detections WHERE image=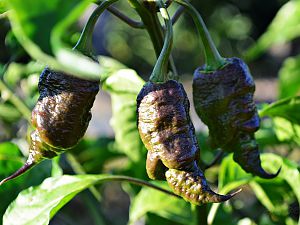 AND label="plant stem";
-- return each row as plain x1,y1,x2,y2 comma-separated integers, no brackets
73,0,118,58
128,0,178,78
148,0,173,82
0,79,31,122
94,174,180,198
107,6,144,29
174,0,226,71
